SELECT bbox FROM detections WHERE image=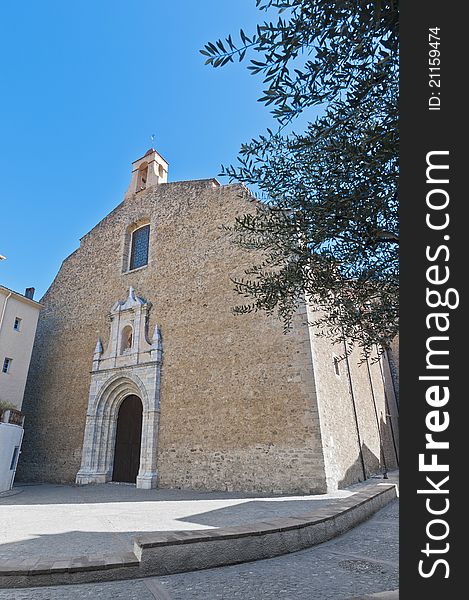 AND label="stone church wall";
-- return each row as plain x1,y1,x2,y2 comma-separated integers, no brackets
305,301,399,490
18,180,329,494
